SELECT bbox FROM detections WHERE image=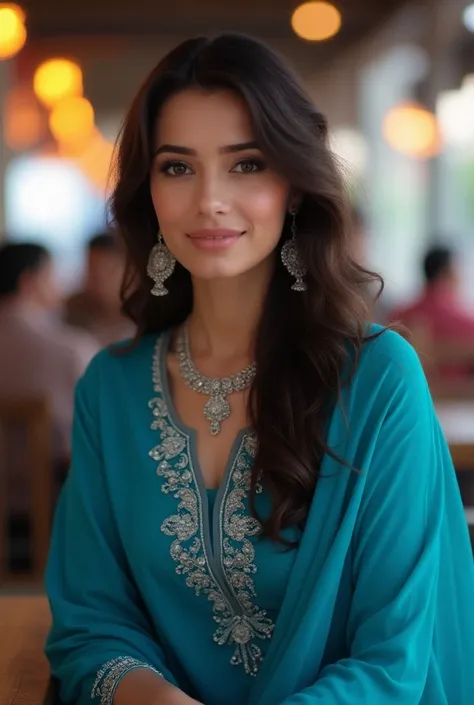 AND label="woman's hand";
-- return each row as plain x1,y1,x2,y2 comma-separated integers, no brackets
114,667,203,705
